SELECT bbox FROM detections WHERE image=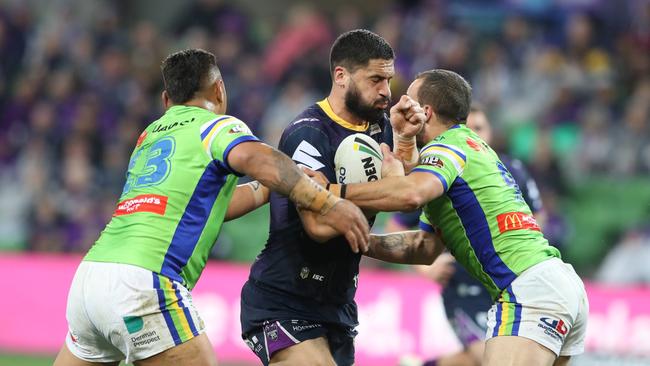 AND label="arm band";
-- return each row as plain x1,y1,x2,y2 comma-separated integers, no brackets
290,176,340,215
394,134,419,166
